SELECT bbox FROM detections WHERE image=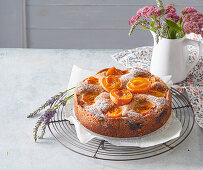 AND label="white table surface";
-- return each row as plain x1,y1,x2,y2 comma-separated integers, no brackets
0,48,202,170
